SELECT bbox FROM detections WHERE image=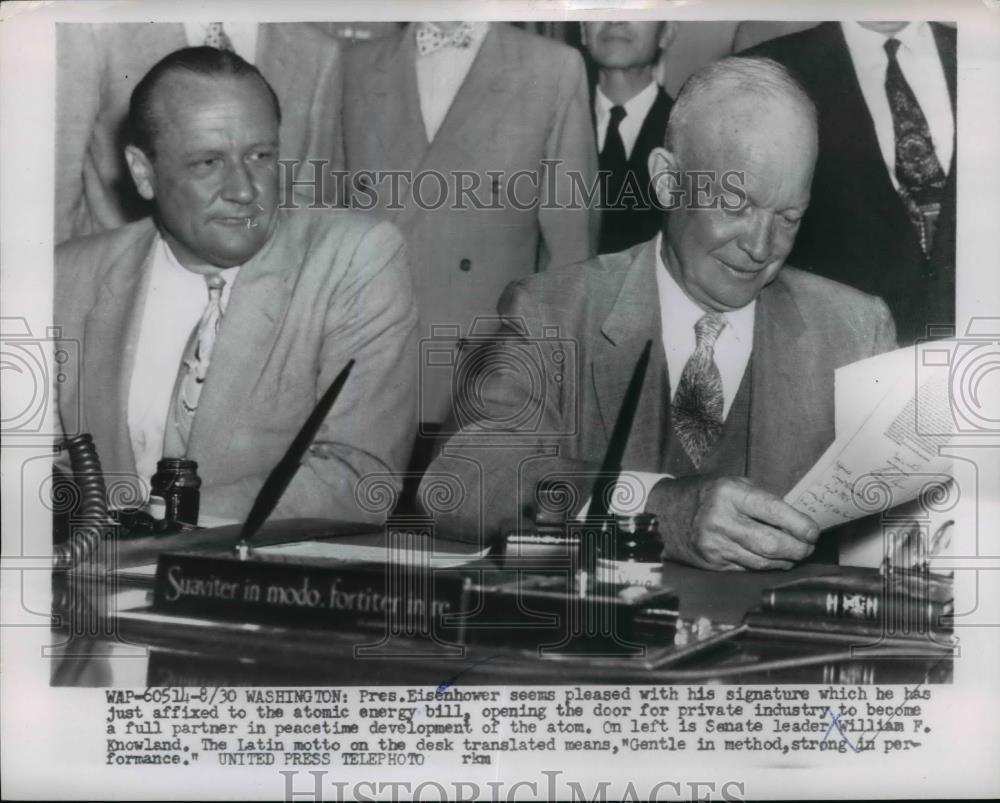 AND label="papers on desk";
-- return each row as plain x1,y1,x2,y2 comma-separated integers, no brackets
785,342,960,531
253,540,490,566
120,539,490,579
